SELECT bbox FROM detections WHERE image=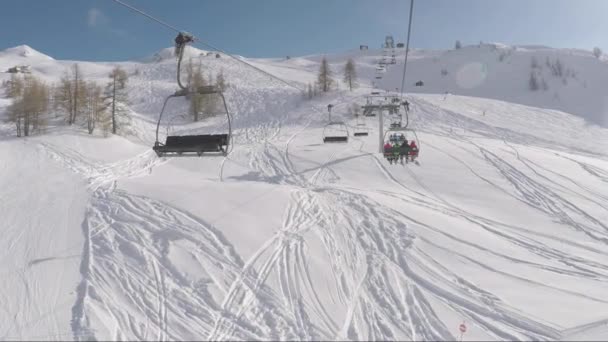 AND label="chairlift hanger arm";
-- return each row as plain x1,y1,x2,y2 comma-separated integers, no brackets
174,32,196,91
155,94,180,146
